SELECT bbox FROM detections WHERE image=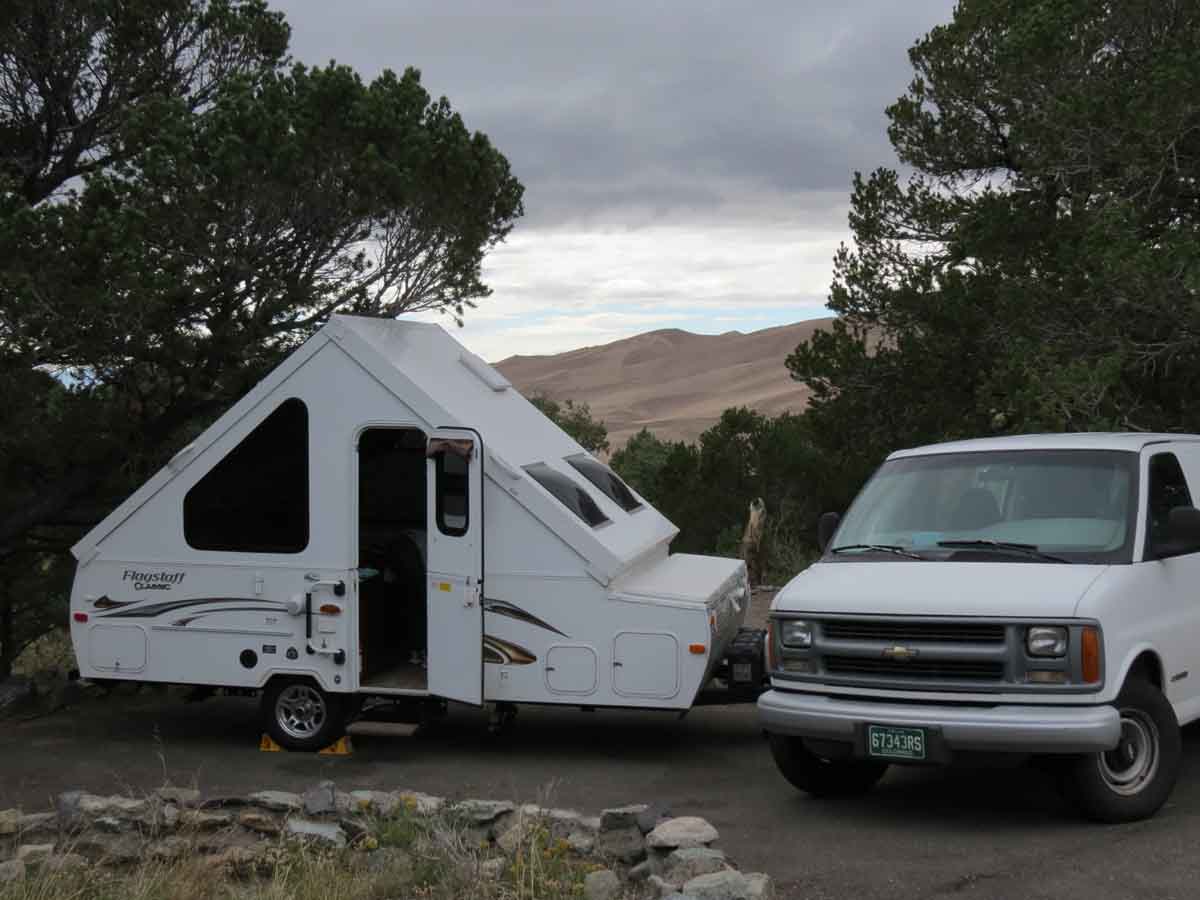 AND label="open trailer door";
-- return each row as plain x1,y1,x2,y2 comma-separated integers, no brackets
425,428,484,706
